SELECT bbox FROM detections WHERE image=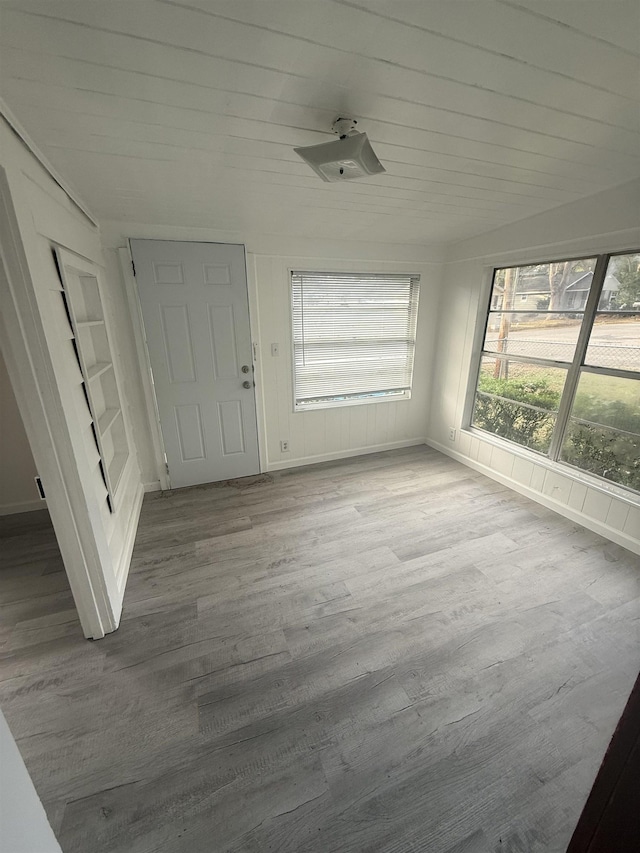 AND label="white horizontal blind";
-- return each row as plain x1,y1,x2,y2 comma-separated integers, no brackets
291,271,420,409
